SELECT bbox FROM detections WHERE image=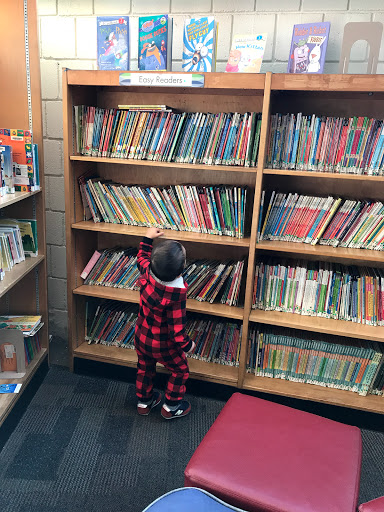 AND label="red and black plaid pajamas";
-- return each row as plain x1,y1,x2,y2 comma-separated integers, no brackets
134,237,192,405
